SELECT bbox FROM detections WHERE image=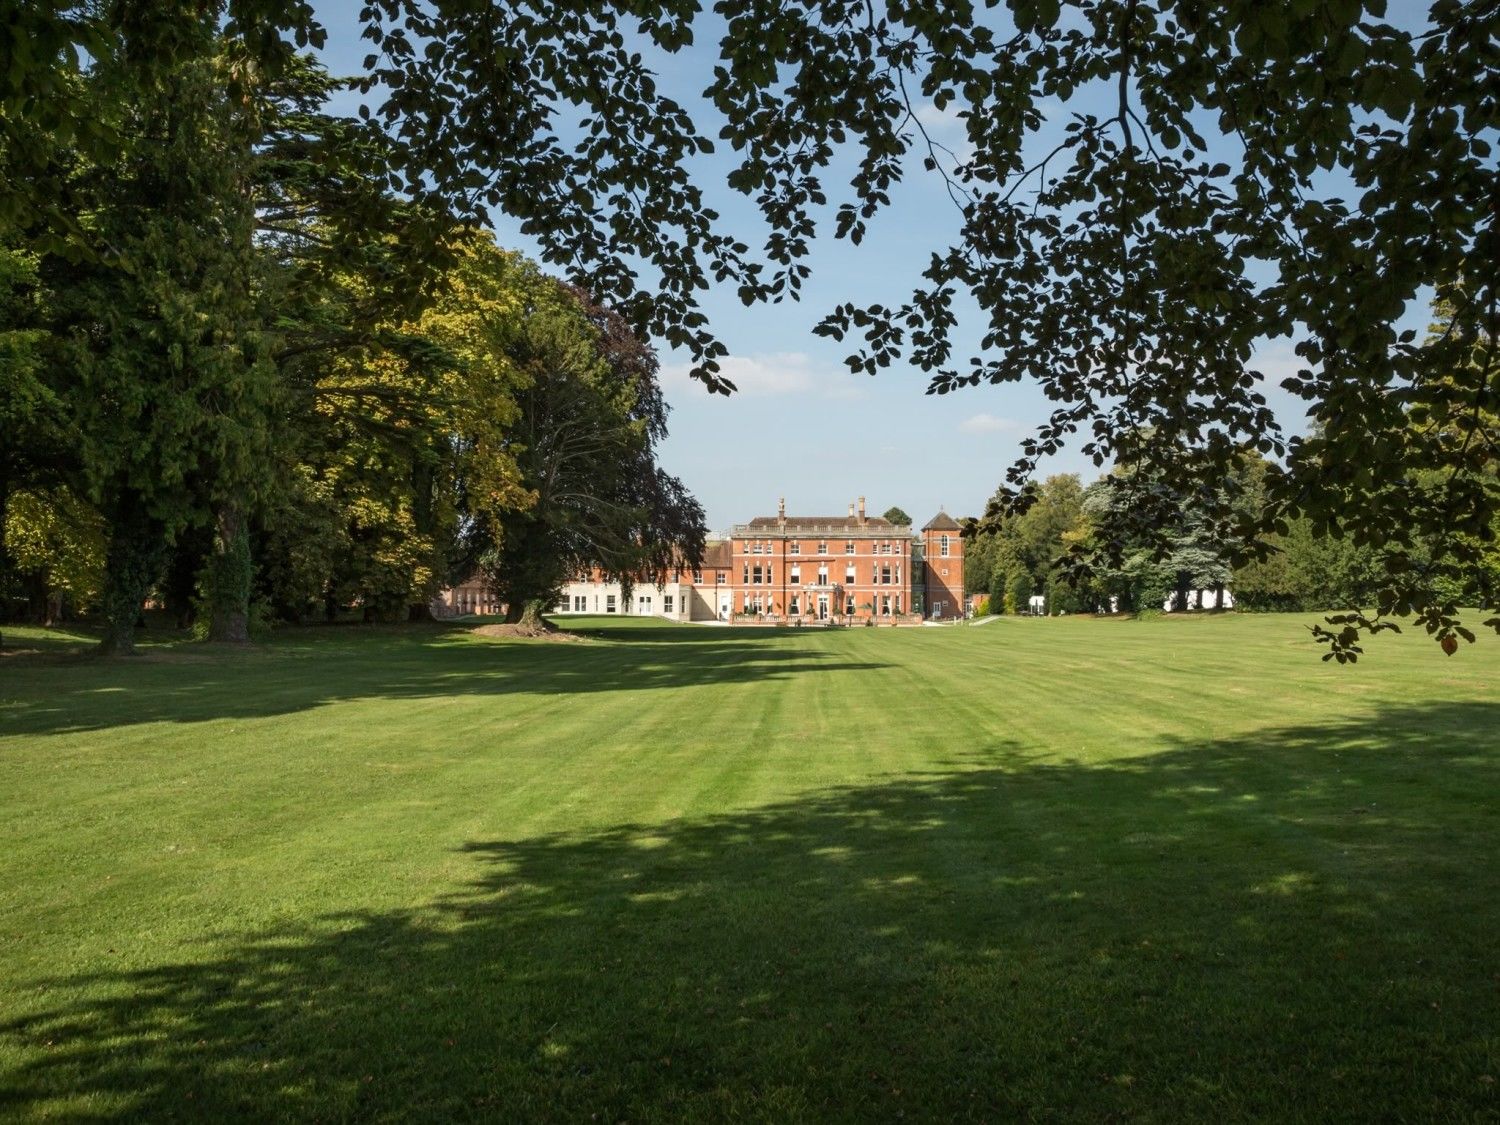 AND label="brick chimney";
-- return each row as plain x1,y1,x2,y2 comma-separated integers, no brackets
778,496,786,526
857,495,866,523
848,502,855,517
